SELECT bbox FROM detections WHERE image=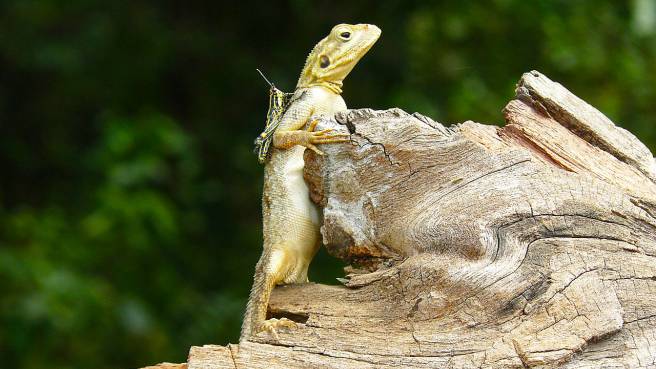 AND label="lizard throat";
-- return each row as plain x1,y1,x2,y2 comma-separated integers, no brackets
305,80,343,94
